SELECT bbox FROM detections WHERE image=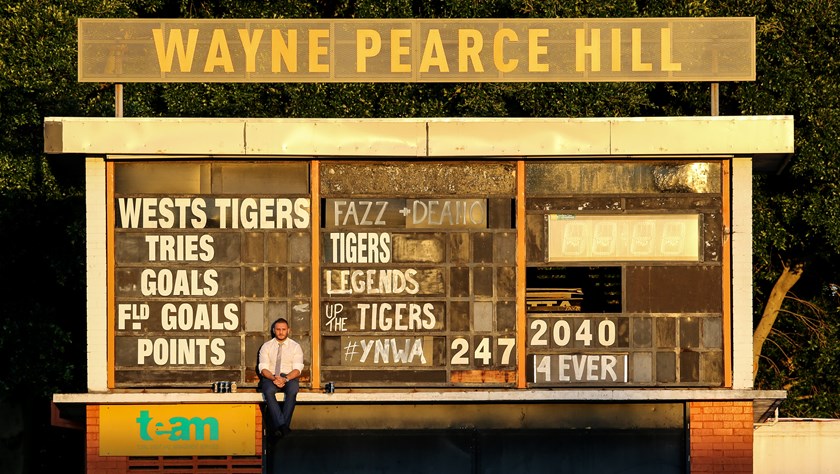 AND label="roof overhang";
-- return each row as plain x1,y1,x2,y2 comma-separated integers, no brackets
44,116,793,172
